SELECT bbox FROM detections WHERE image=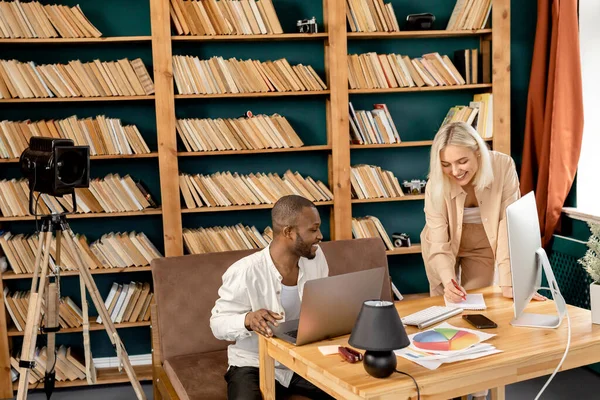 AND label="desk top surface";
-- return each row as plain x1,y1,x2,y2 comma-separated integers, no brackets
265,287,600,399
